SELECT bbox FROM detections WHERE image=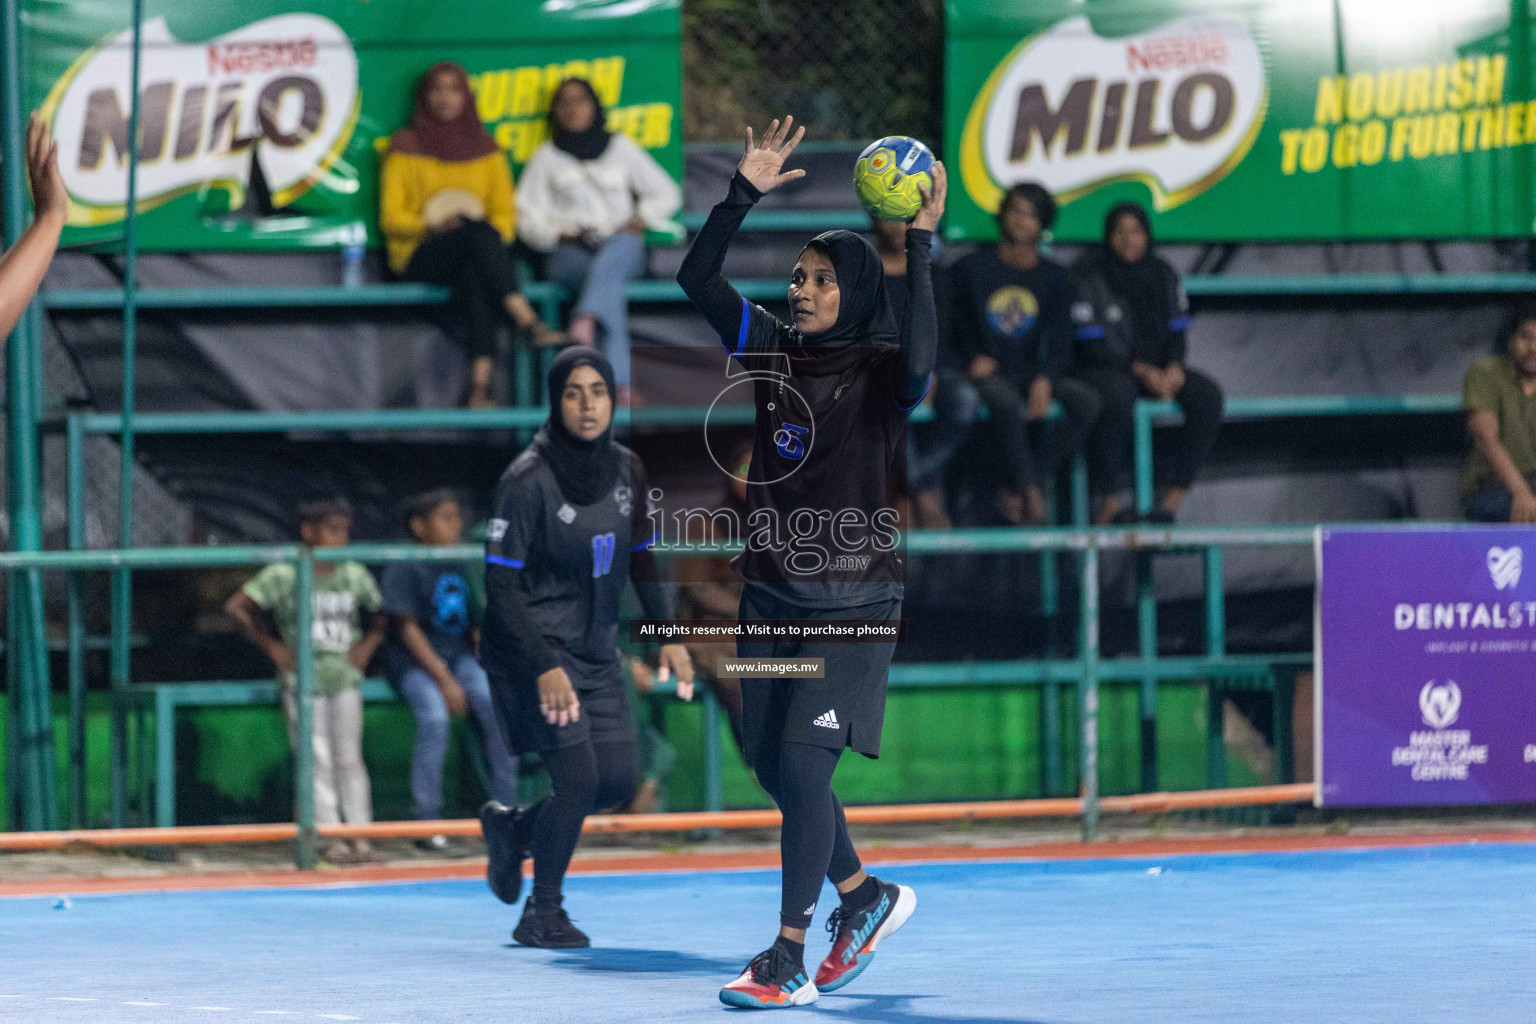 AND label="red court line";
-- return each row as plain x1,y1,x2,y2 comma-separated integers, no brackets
2,828,1531,899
